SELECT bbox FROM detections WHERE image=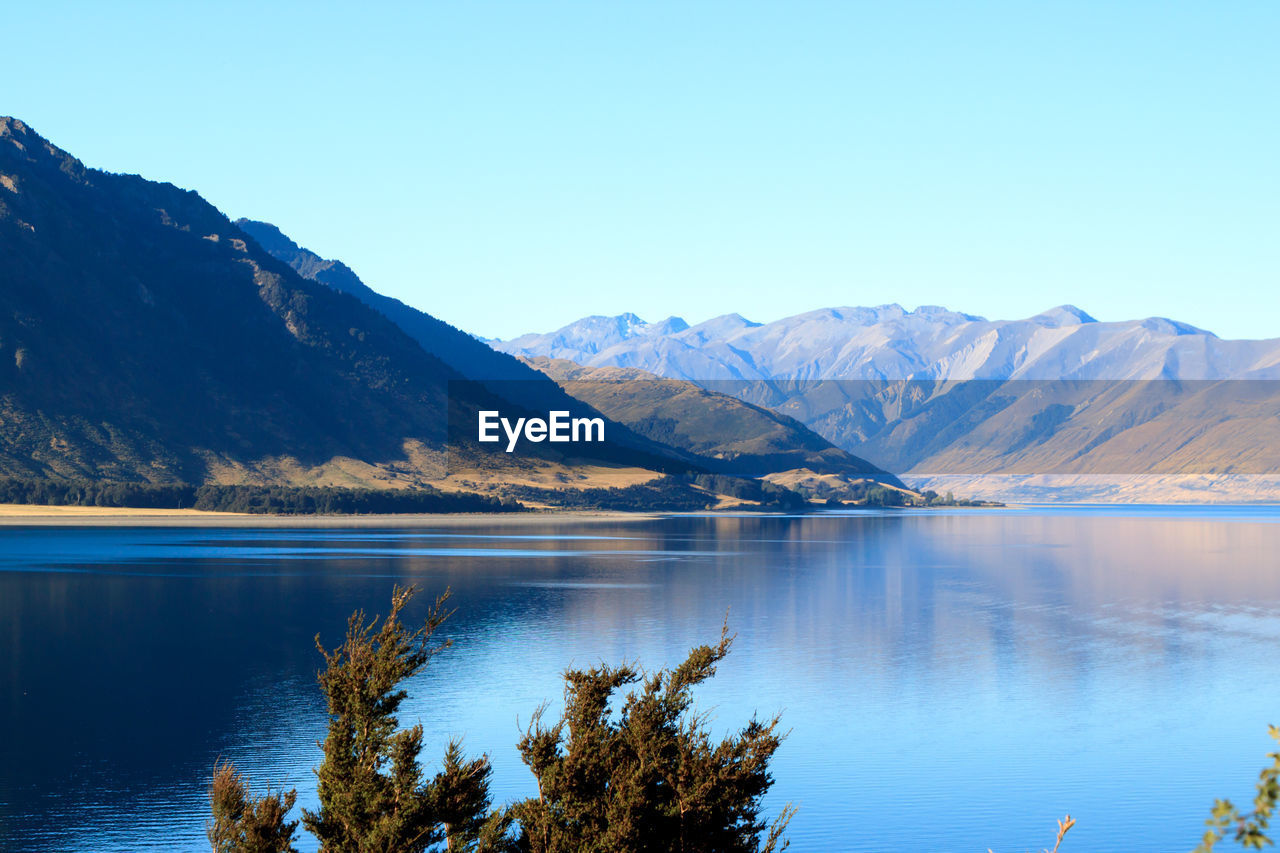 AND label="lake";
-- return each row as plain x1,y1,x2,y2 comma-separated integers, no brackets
2,506,1279,851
